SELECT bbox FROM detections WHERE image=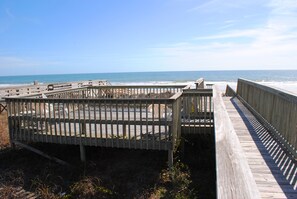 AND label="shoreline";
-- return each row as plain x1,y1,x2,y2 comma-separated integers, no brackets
1,80,297,94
